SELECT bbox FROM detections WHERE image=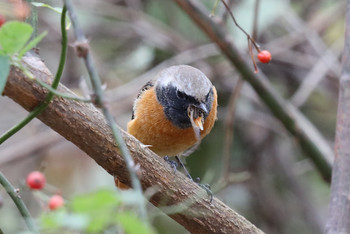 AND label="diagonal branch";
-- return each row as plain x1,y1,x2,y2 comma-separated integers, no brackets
3,54,264,234
325,1,350,232
173,0,333,182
